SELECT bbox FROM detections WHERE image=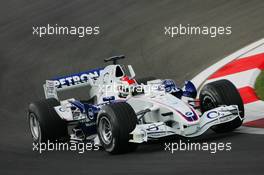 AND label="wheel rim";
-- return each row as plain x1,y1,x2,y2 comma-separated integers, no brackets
202,95,218,111
29,113,41,141
98,116,112,144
